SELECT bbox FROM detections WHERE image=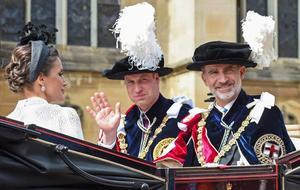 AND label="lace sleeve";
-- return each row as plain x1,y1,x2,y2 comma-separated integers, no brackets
59,107,84,140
